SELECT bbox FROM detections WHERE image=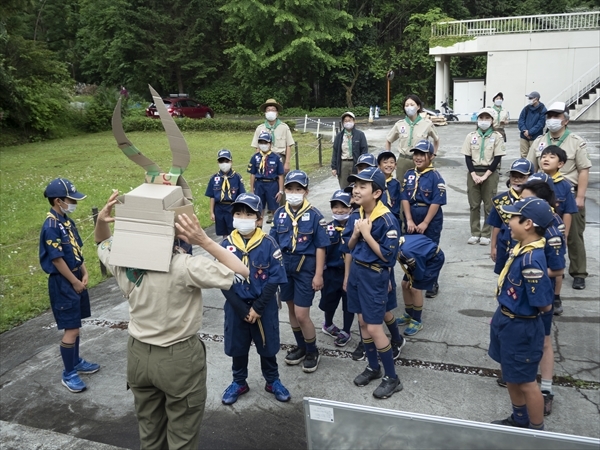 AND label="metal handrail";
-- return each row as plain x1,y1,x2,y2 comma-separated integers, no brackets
574,91,600,120
547,63,600,107
432,11,600,37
